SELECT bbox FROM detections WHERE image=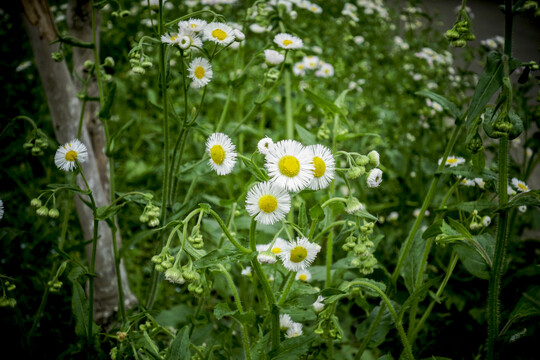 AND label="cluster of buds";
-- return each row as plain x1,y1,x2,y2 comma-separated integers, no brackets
188,225,204,249
31,198,59,218
182,265,205,295
348,150,380,179
445,7,475,47
469,210,491,231
140,202,160,227
151,248,174,273
343,222,378,275
316,123,330,140
128,46,153,75
0,281,16,308
51,48,65,62
47,279,63,293
314,308,343,340
23,133,48,156
139,320,154,332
